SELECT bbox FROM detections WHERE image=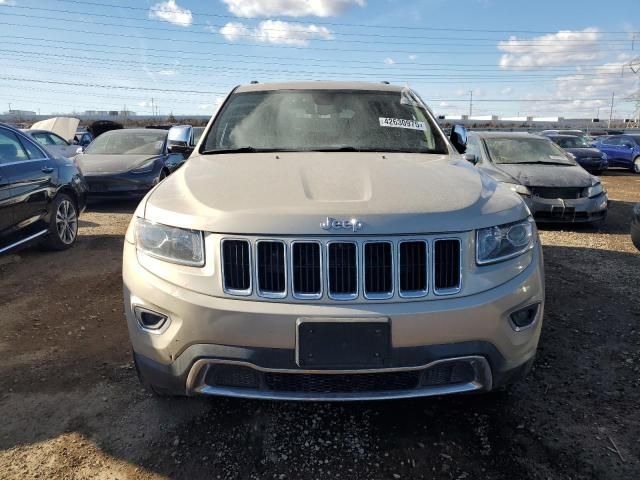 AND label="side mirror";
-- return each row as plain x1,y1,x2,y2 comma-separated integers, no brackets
168,144,192,155
450,124,467,154
463,153,478,165
75,147,84,154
